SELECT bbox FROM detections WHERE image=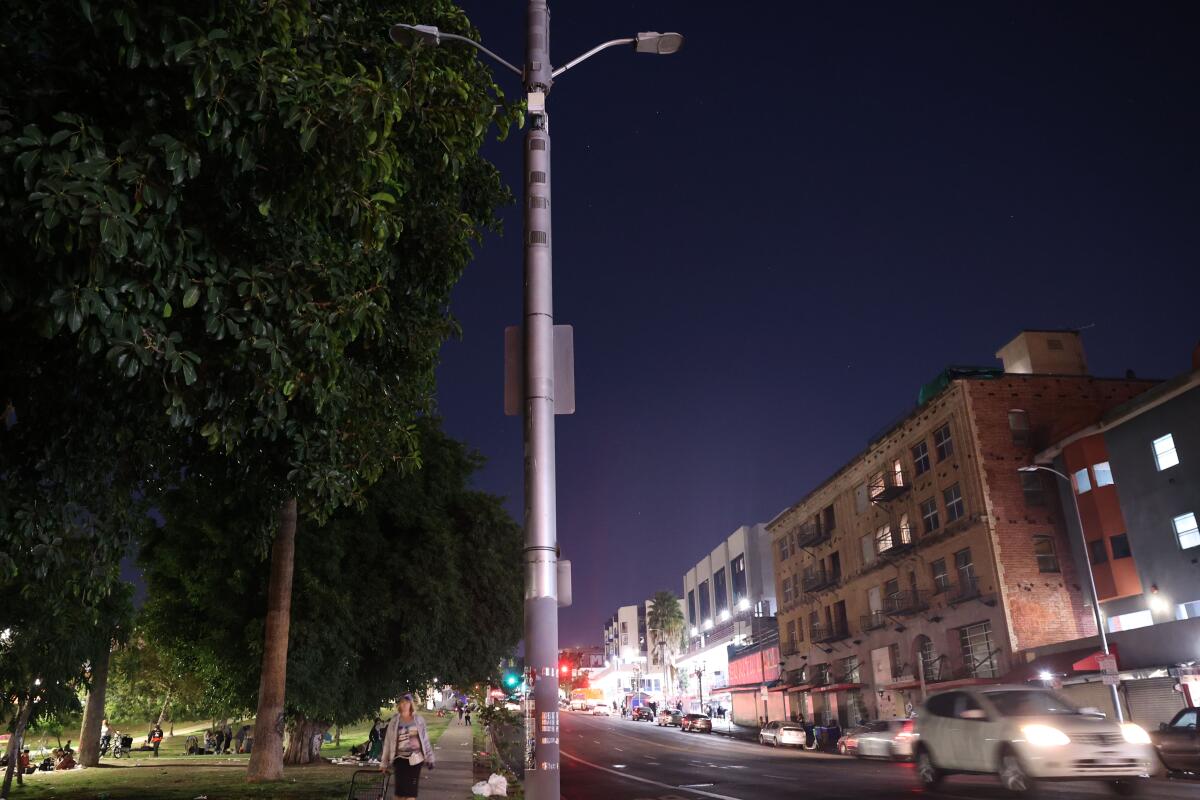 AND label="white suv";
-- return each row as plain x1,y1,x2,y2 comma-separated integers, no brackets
914,685,1153,795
